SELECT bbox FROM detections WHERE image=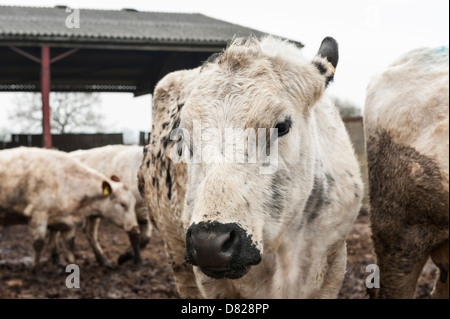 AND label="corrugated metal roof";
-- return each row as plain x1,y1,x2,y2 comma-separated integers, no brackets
0,5,303,95
0,5,279,47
